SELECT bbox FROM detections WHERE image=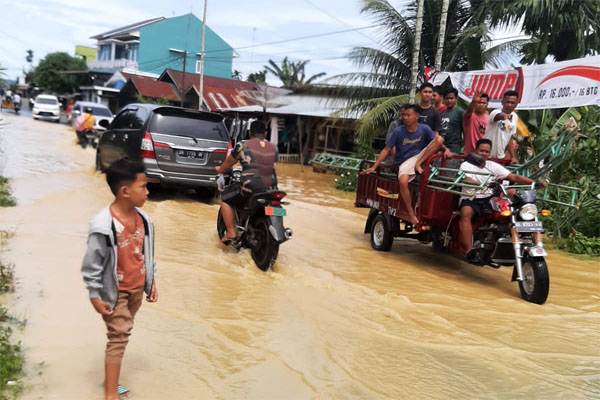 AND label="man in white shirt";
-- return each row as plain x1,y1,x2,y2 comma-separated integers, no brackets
458,138,546,255
484,90,519,163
